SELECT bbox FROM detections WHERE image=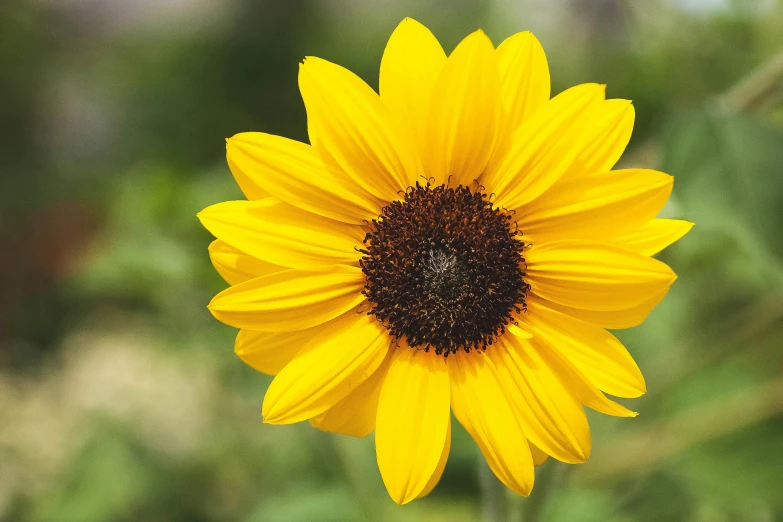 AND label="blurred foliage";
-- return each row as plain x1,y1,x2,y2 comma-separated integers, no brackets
1,0,783,521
